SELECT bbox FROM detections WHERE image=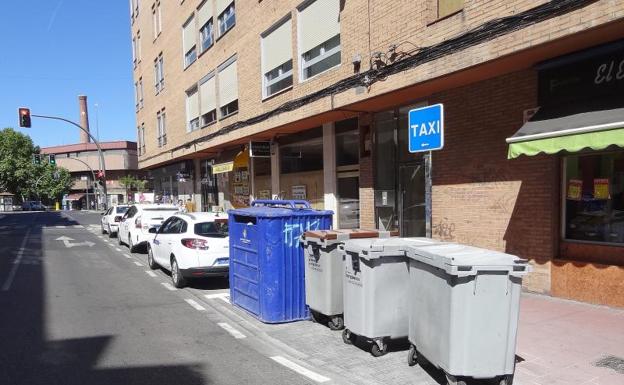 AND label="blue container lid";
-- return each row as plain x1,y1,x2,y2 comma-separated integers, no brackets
229,200,333,218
